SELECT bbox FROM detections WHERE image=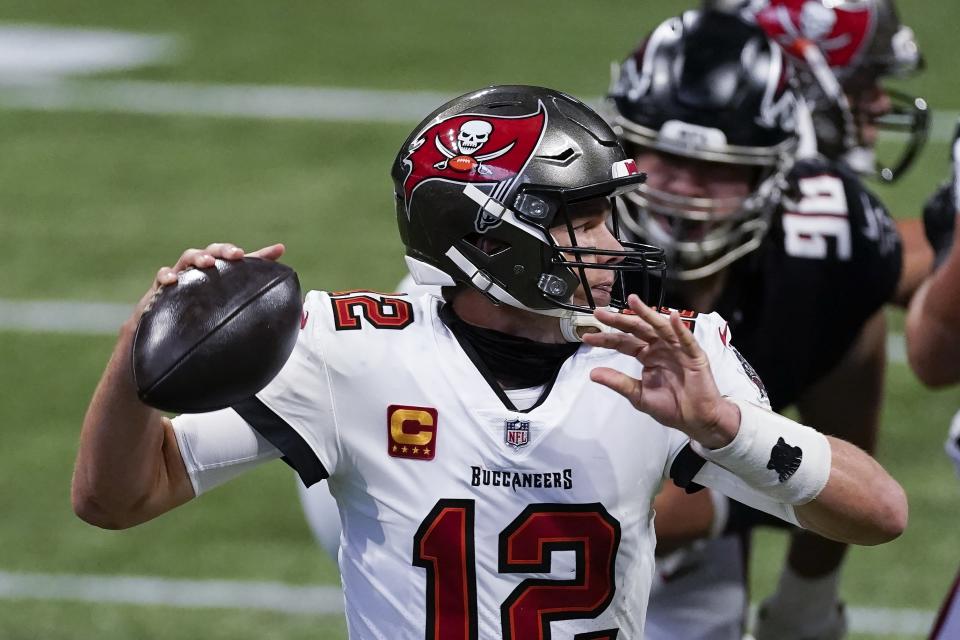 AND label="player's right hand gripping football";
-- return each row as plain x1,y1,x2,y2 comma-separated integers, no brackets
583,294,741,450
137,242,285,316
